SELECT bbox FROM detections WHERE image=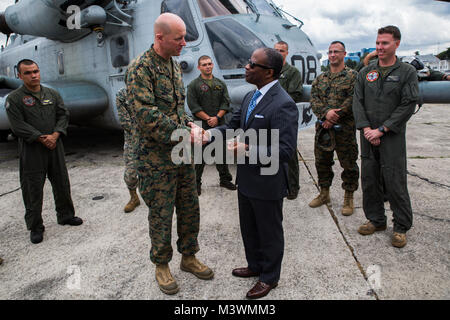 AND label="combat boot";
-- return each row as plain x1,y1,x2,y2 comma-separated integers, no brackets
391,232,407,248
308,187,330,208
124,189,140,213
341,191,354,216
155,264,179,295
180,255,214,280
